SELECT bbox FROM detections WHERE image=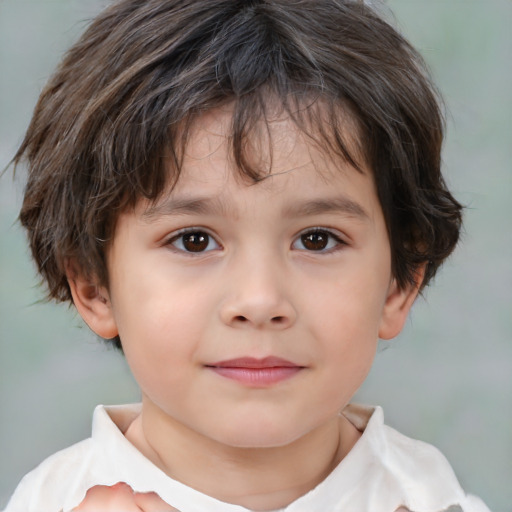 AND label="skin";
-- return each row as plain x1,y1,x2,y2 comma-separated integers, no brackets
70,107,422,511
73,482,177,511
